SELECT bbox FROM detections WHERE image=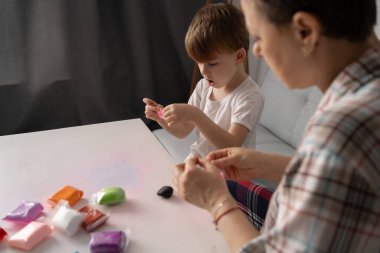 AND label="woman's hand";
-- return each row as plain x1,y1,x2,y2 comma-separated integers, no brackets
172,157,231,213
207,147,264,181
207,147,290,183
